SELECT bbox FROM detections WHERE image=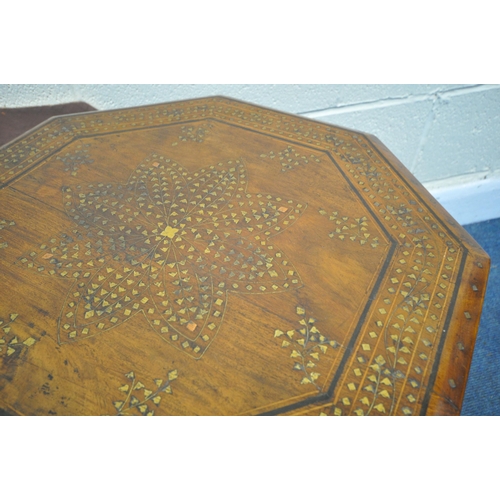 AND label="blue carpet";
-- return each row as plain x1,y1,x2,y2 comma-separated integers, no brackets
461,217,500,415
